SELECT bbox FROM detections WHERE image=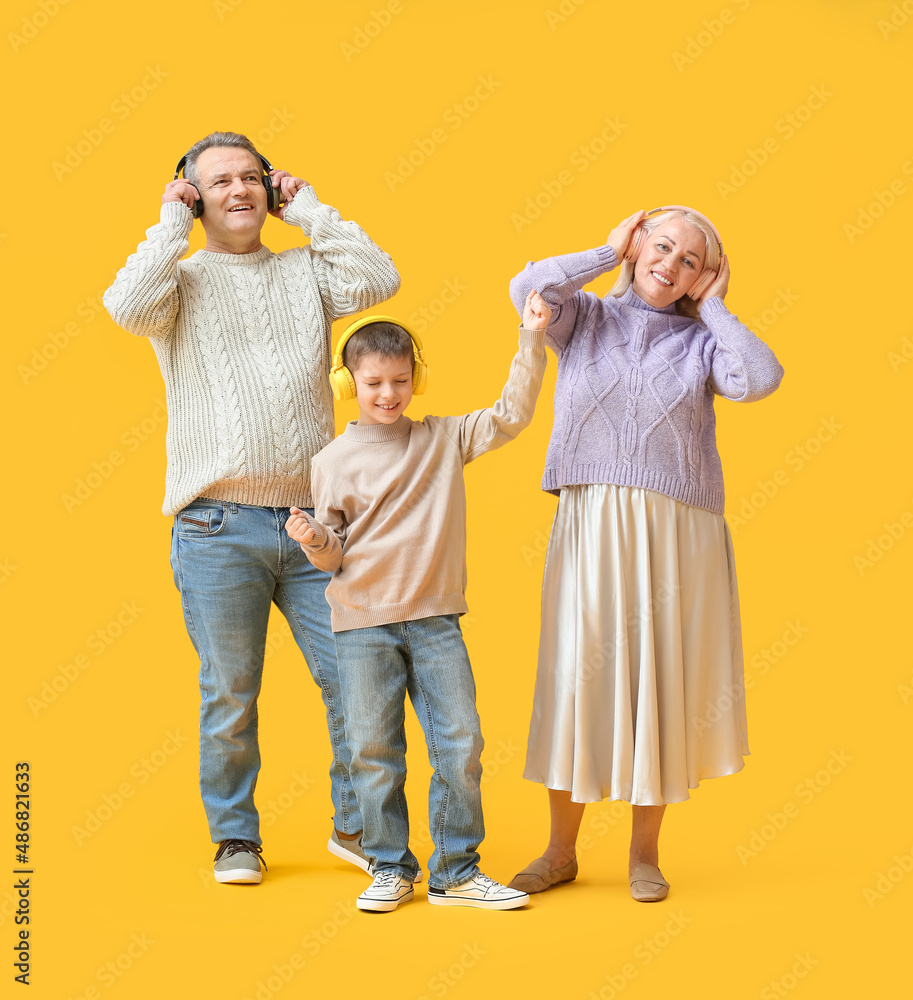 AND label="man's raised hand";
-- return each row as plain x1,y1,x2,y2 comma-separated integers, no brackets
267,170,309,220
162,178,199,210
